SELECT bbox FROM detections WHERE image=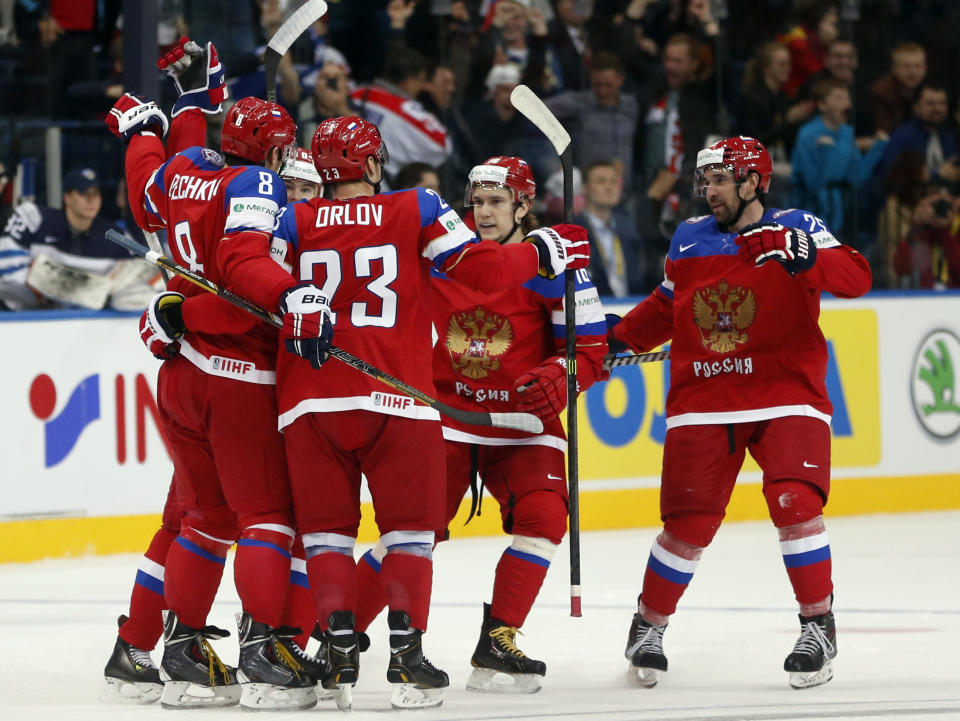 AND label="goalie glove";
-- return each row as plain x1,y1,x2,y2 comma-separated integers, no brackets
735,222,817,275
140,291,185,360
514,356,568,422
525,225,591,279
158,36,227,117
106,93,169,142
280,284,334,370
